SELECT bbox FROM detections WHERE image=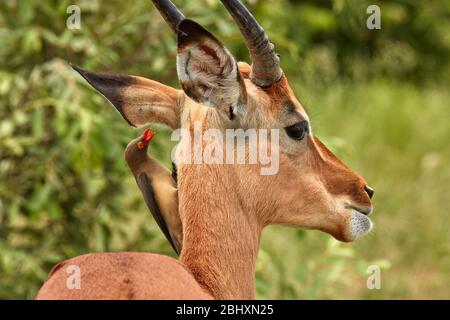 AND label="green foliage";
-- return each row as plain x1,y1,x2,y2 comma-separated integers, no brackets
0,0,448,299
